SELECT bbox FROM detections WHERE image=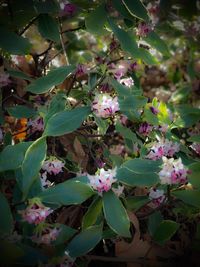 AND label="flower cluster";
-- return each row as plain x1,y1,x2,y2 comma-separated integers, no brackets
159,157,188,185
59,0,76,16
139,122,153,136
32,226,60,244
19,202,53,224
28,117,44,134
146,139,180,160
149,188,165,206
40,172,51,188
92,93,119,118
42,157,65,175
137,22,153,37
88,168,117,193
120,77,134,88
